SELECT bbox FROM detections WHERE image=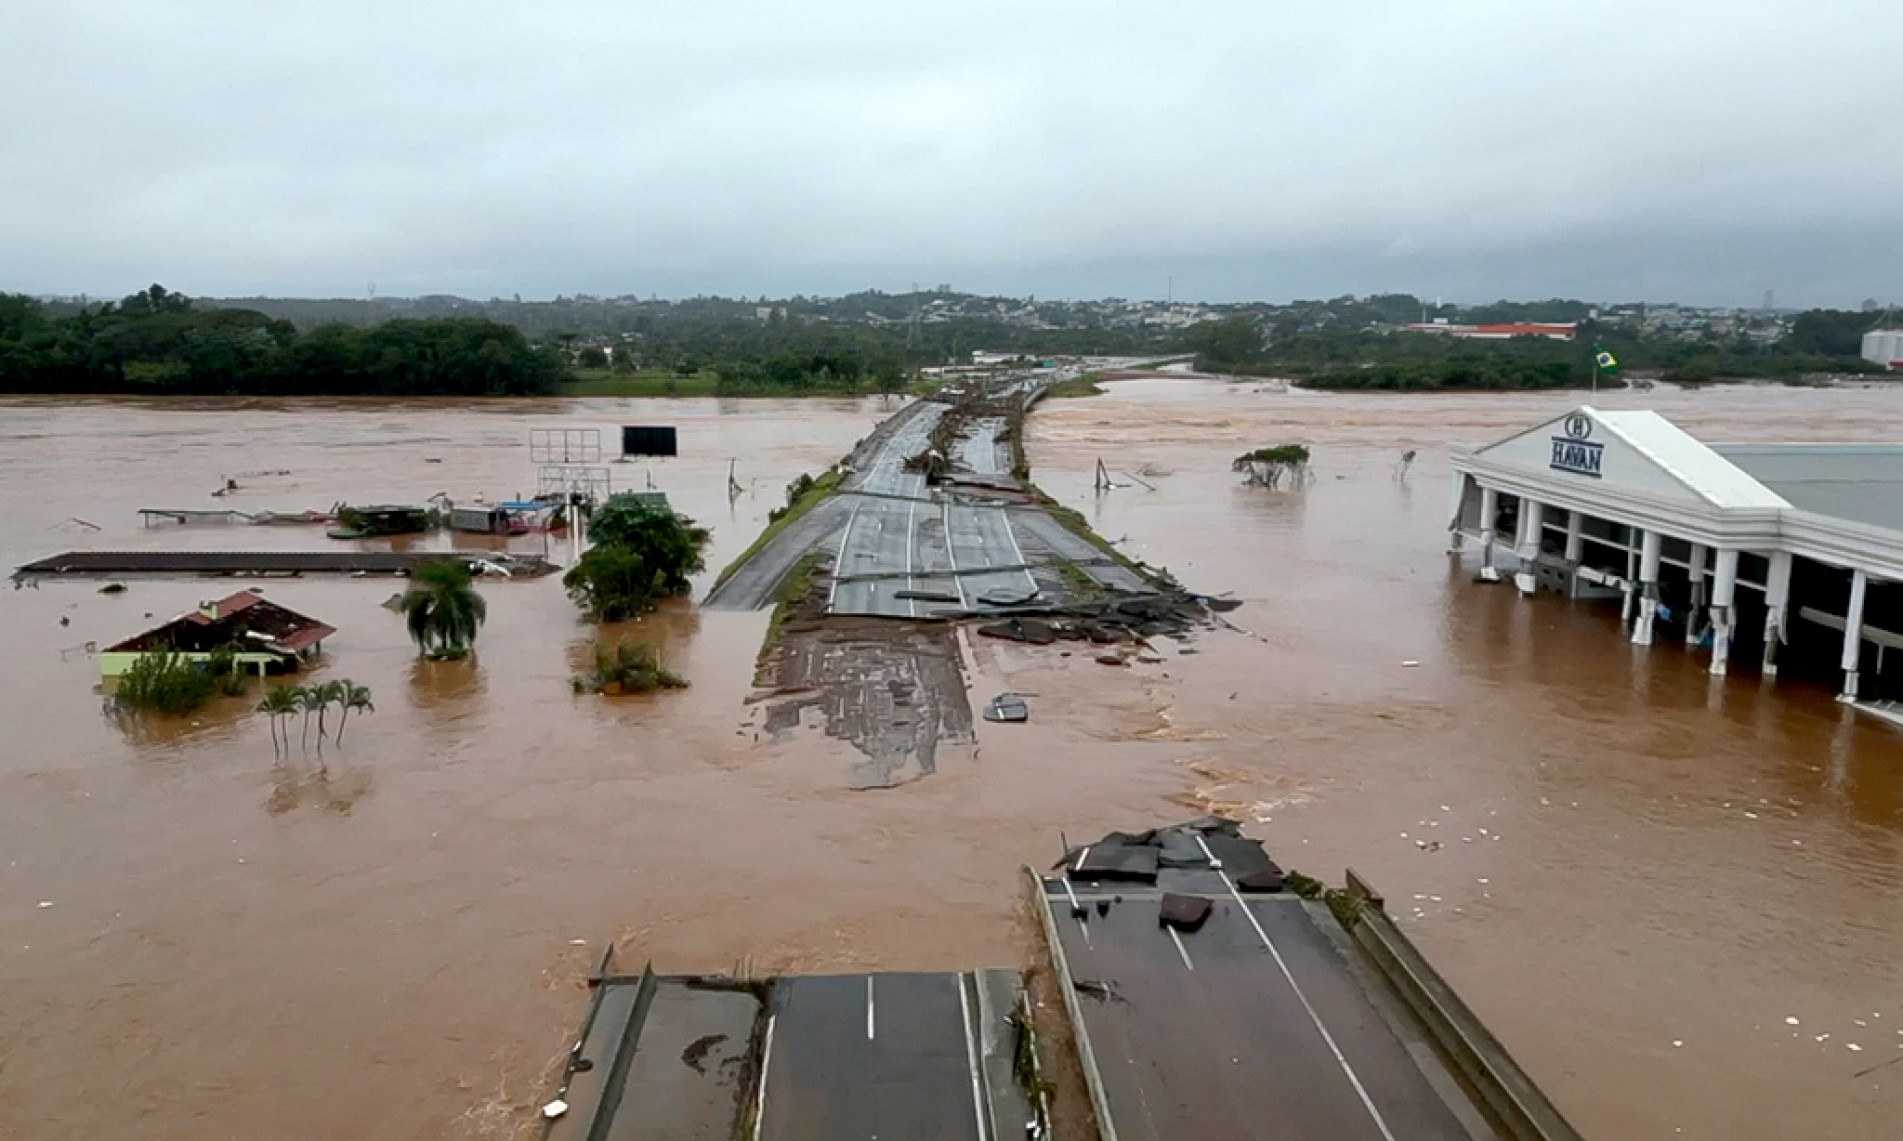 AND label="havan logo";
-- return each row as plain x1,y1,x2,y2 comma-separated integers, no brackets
1550,436,1604,477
